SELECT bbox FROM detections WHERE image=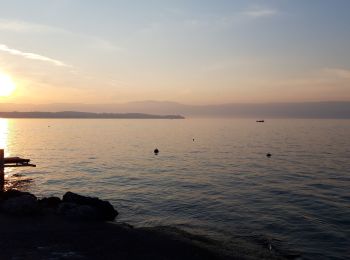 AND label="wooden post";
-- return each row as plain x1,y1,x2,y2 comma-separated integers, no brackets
0,149,4,192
